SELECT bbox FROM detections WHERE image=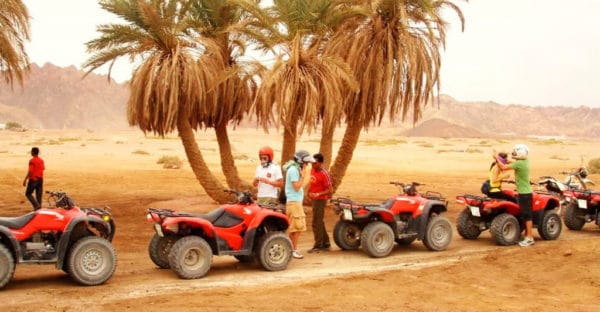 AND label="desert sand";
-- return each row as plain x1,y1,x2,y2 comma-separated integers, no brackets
1,128,599,311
